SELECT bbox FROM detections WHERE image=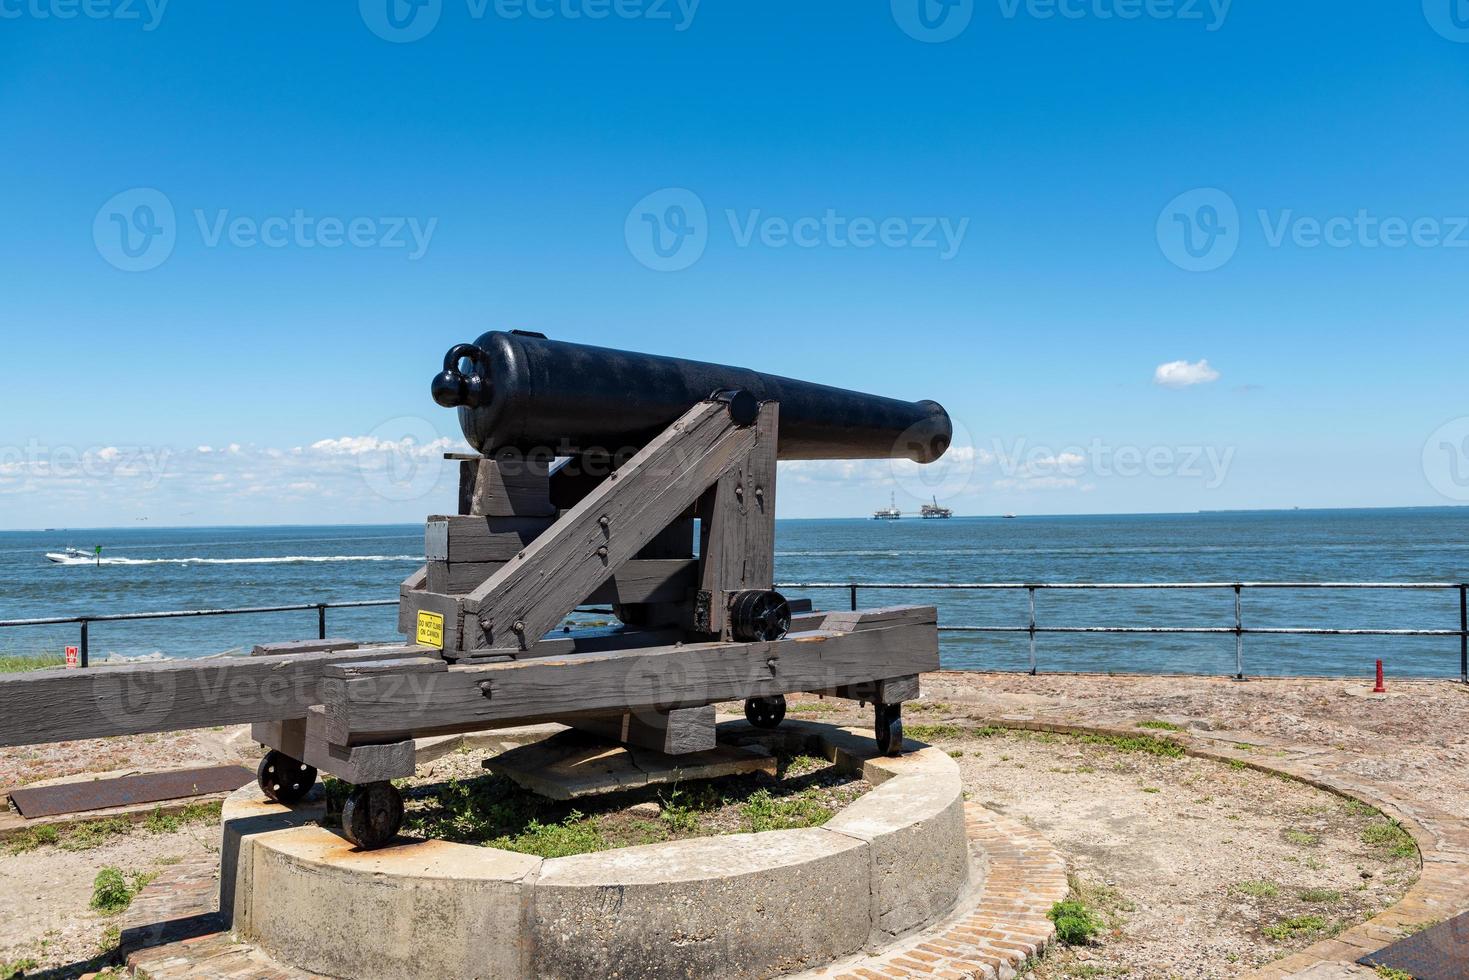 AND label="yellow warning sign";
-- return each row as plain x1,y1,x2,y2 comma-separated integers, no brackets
416,610,445,649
